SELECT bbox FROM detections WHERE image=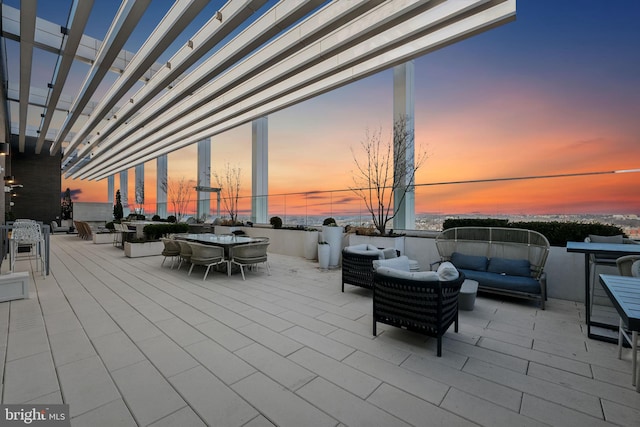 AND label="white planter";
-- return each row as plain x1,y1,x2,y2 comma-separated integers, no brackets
0,272,29,302
318,244,330,270
322,226,344,268
303,231,319,260
349,234,406,255
124,241,164,258
92,232,113,244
